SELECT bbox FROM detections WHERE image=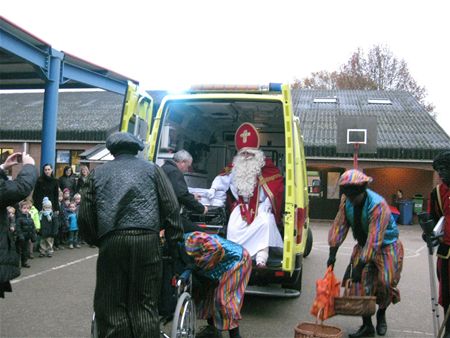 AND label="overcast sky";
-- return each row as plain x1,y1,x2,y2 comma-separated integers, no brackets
3,0,450,134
